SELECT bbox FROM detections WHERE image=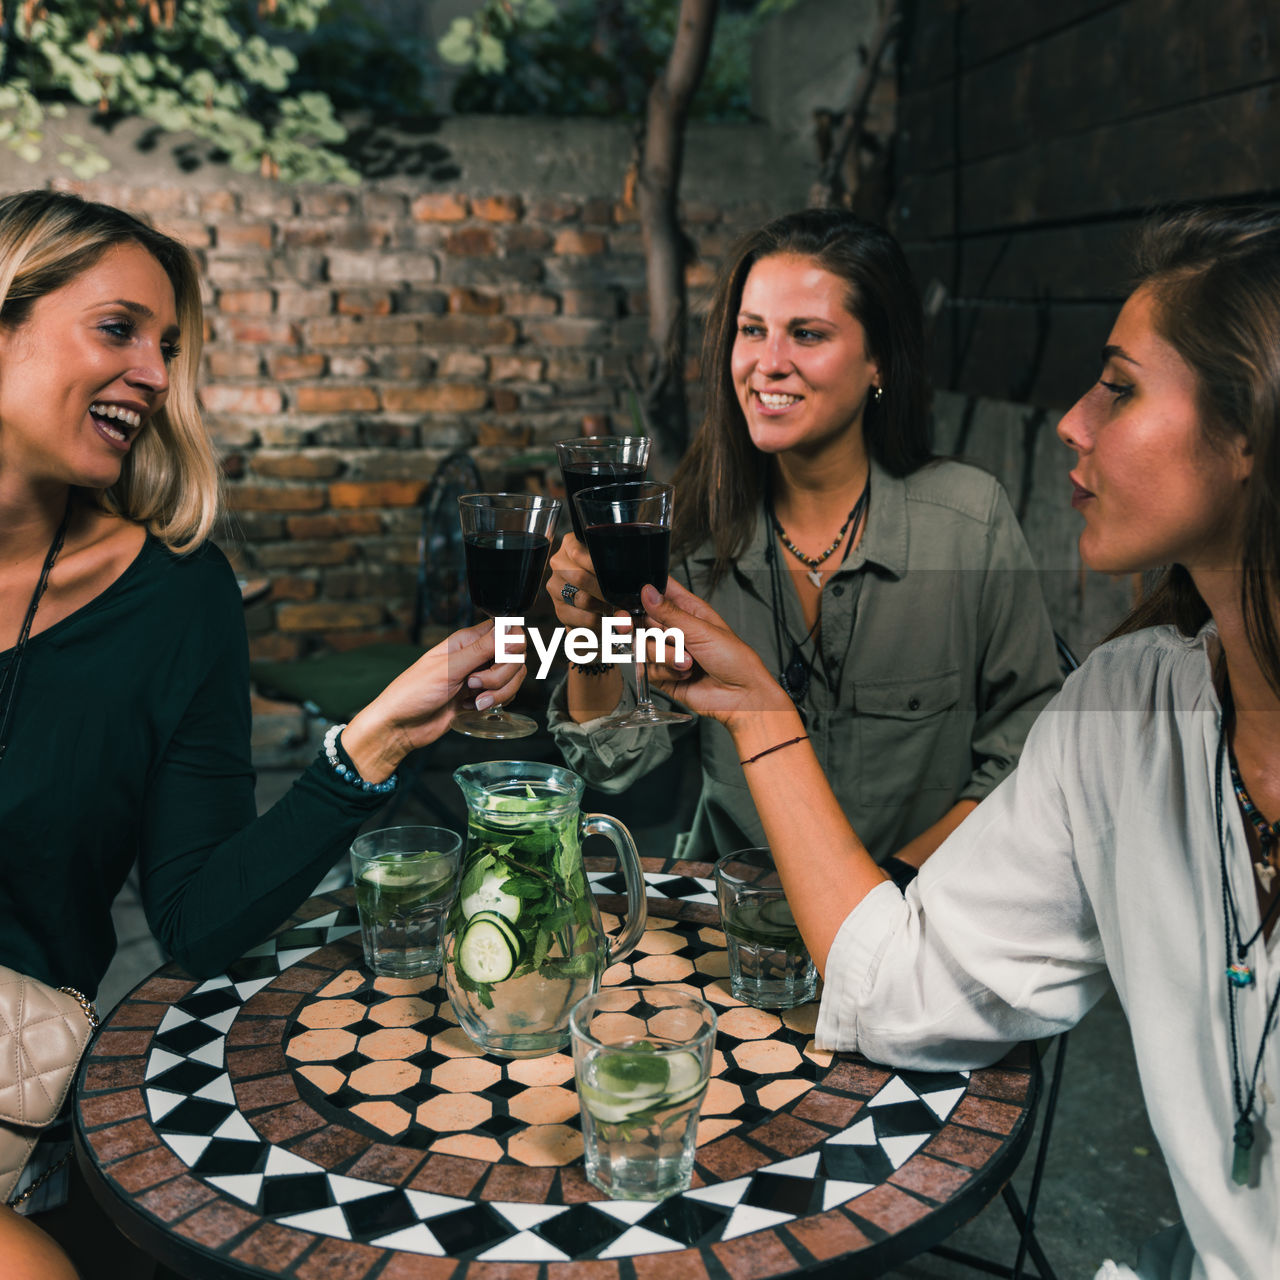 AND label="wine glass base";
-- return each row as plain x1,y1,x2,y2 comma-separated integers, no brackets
598,707,693,731
451,709,539,739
